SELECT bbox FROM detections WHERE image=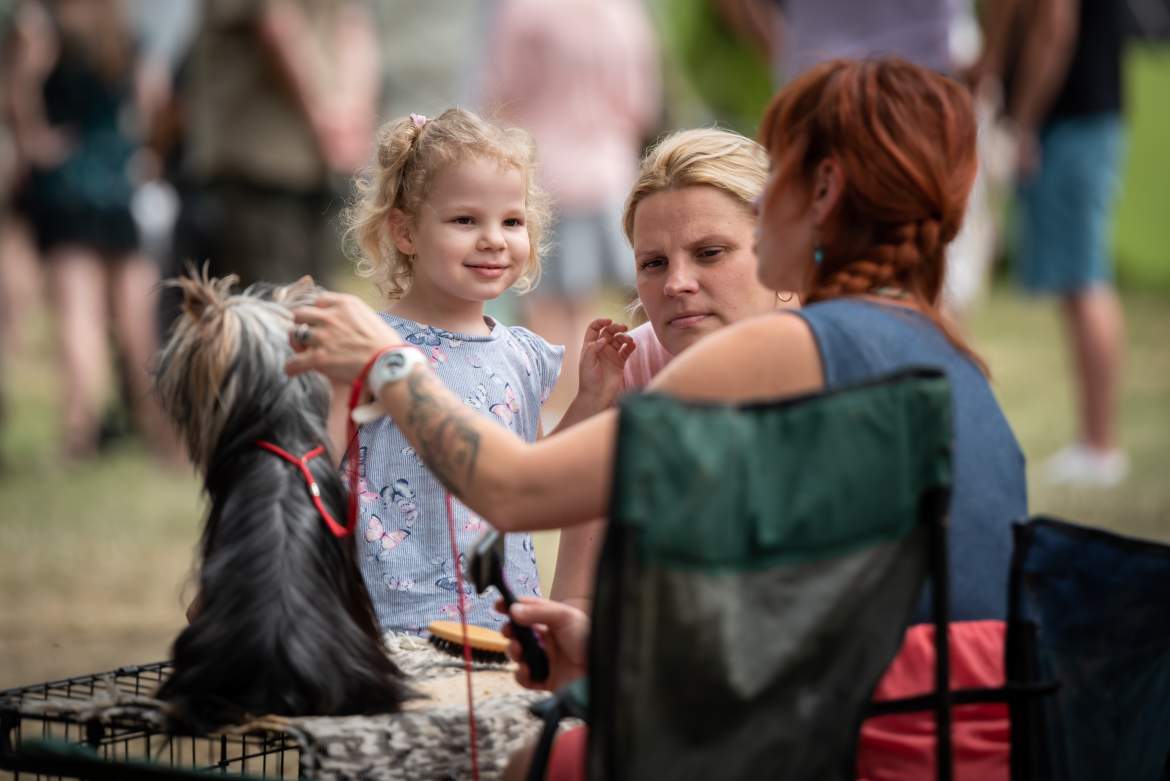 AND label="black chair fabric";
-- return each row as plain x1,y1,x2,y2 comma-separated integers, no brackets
1008,516,1170,781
